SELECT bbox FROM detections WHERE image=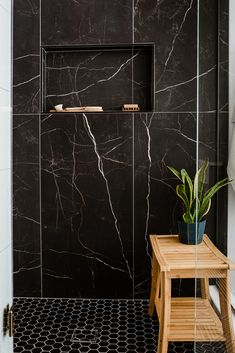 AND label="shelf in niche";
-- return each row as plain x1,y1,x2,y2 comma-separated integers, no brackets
40,111,148,115
41,44,155,114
